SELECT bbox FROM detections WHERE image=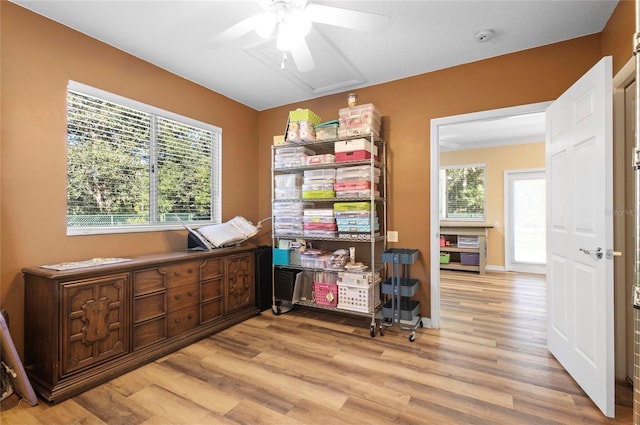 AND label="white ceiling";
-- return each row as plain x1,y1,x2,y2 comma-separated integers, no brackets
11,0,618,113
10,0,618,150
439,111,547,151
